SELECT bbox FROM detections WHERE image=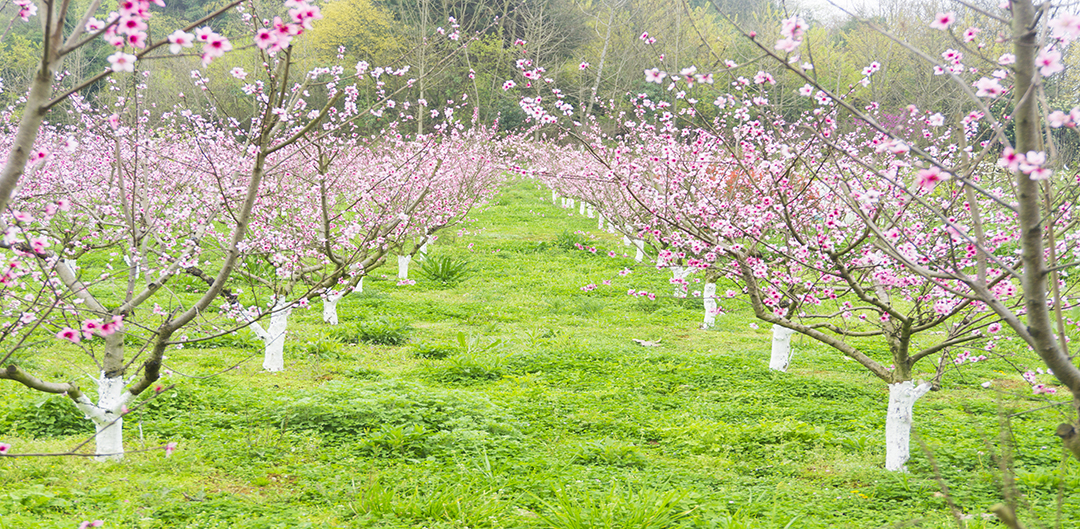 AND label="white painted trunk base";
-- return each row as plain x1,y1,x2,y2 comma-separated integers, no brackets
578,201,586,215
633,239,645,263
73,373,133,461
885,381,932,471
397,255,411,280
597,215,605,230
586,204,595,219
670,267,692,296
323,292,343,325
770,325,796,372
250,298,293,372
567,198,575,209
702,283,718,329
418,242,429,256
551,189,558,203
622,235,632,246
